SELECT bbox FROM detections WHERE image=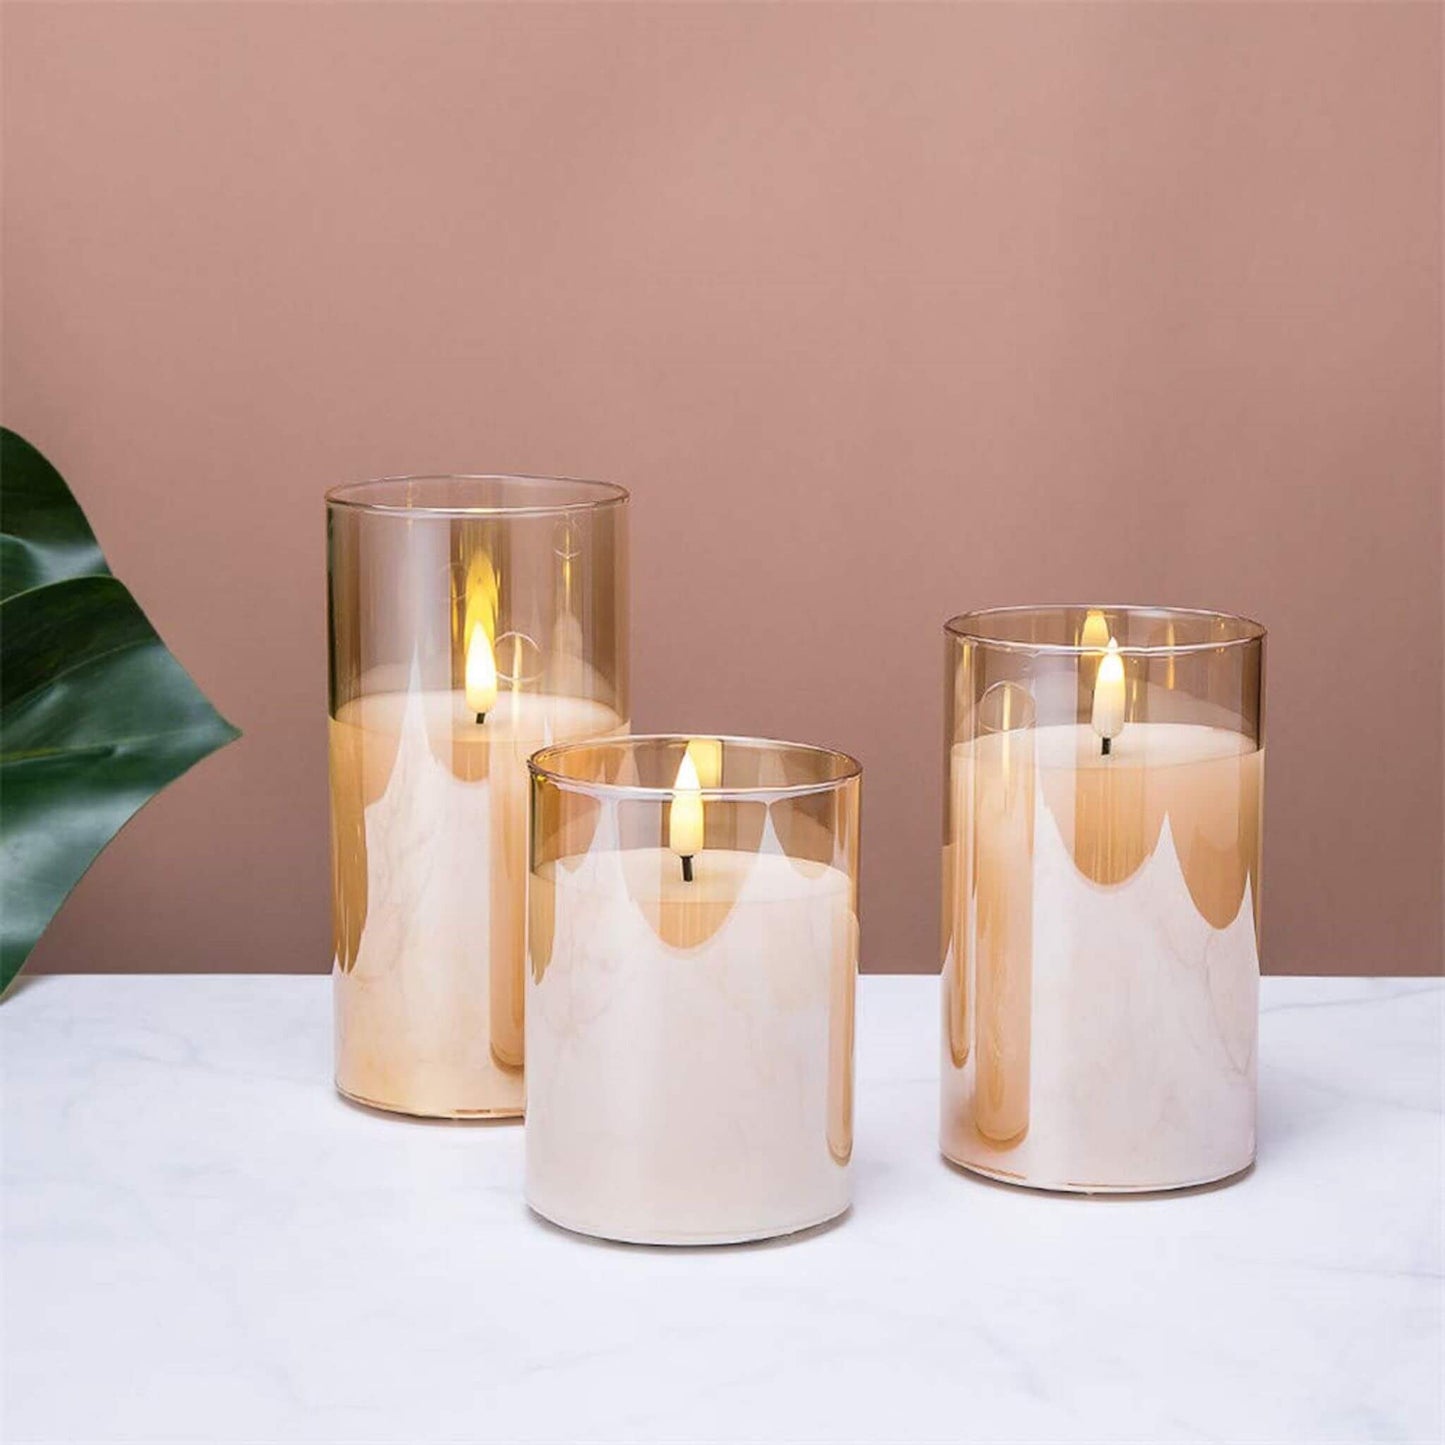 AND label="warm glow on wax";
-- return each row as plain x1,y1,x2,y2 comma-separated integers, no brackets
1081,609,1111,651
684,737,723,789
